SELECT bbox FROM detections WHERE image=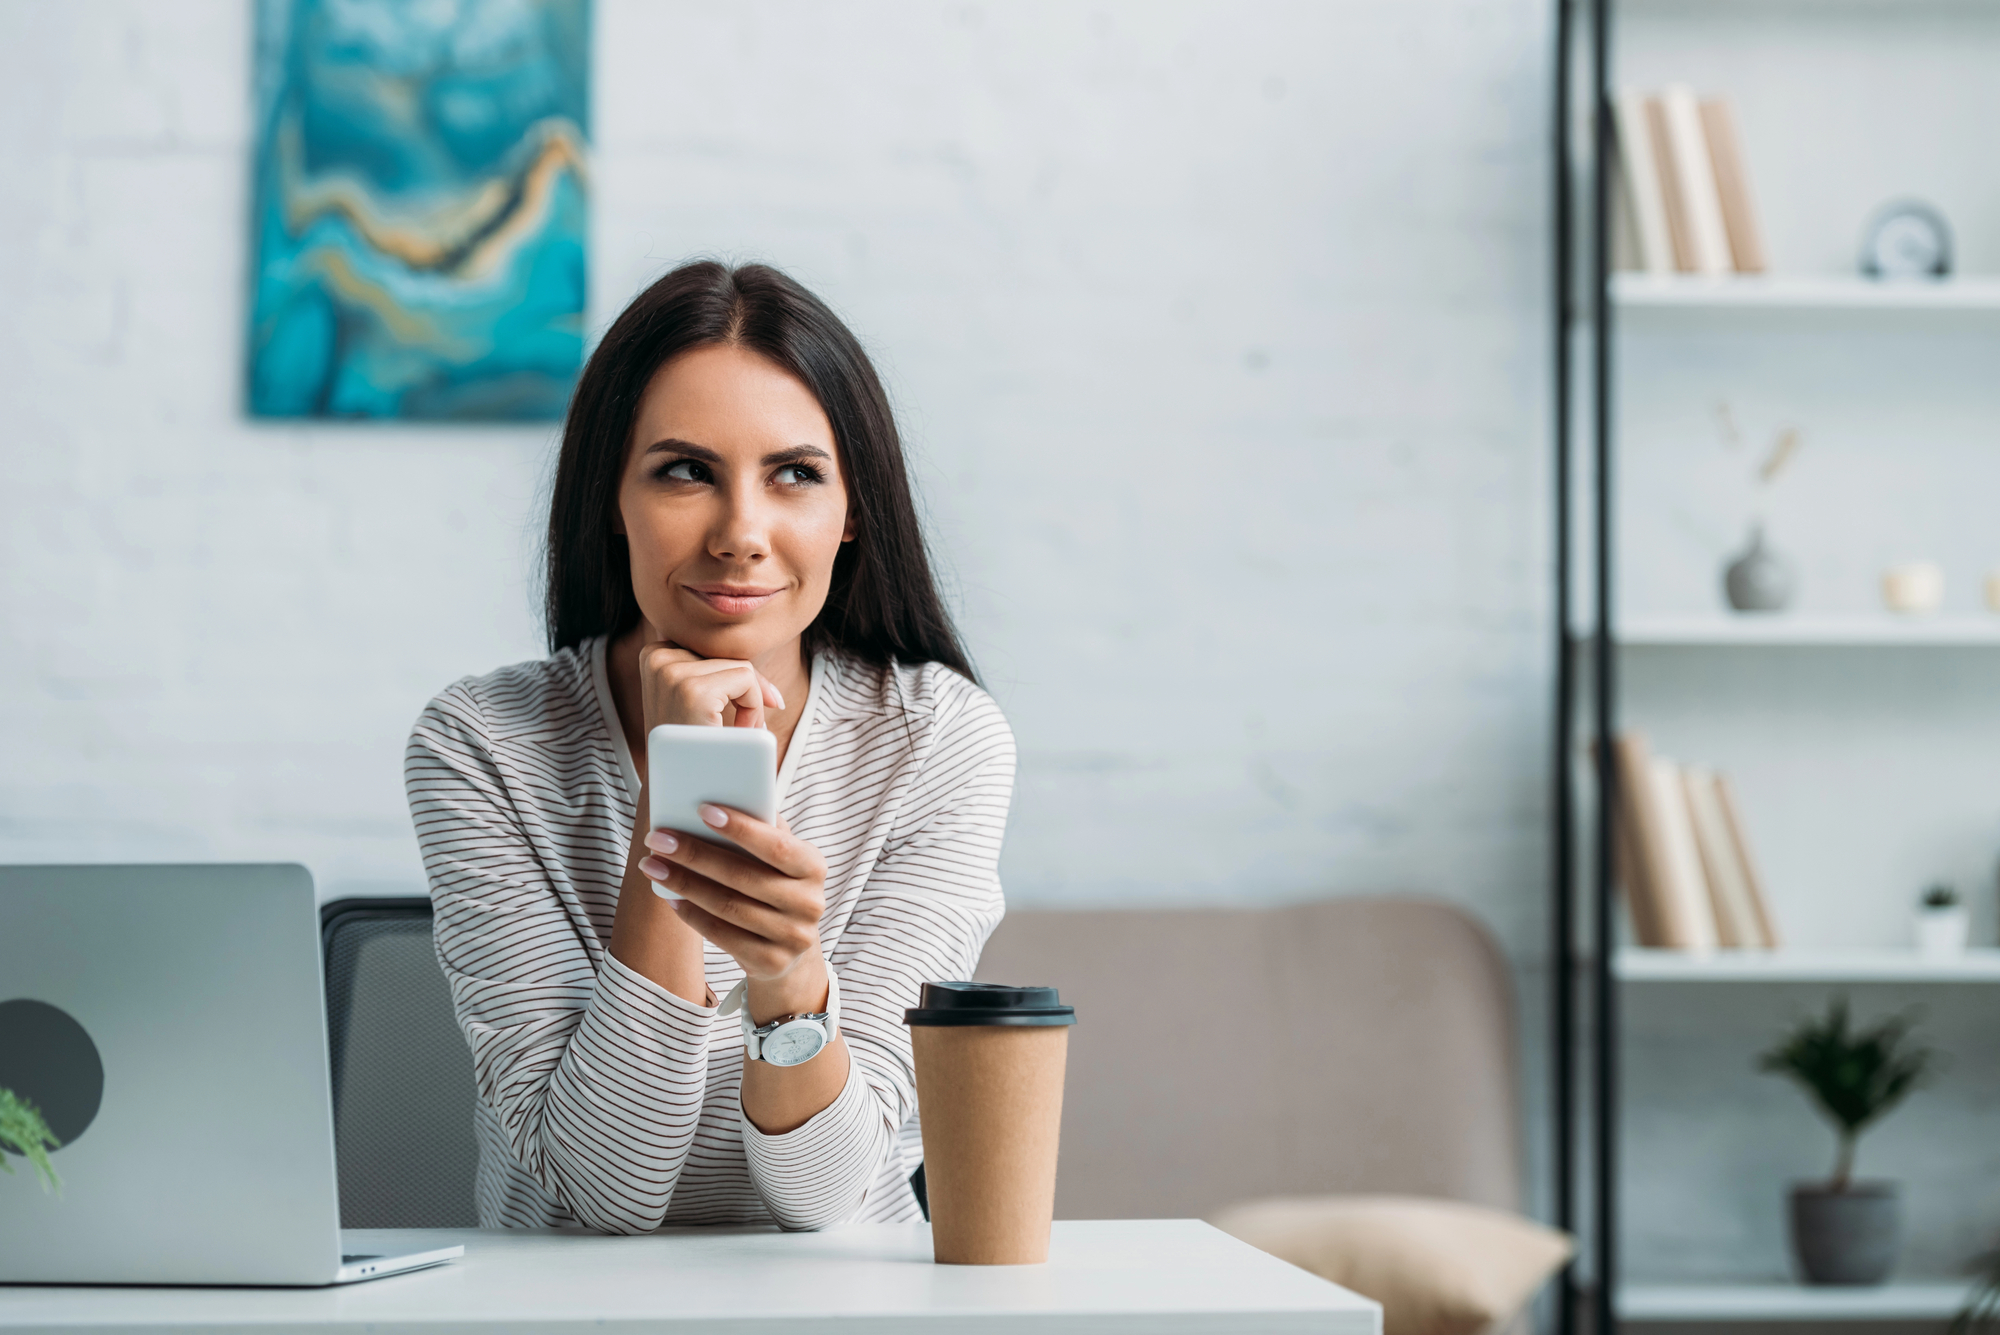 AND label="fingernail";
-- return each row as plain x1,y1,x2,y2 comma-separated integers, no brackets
699,804,728,829
769,686,786,710
646,830,678,854
639,855,669,880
